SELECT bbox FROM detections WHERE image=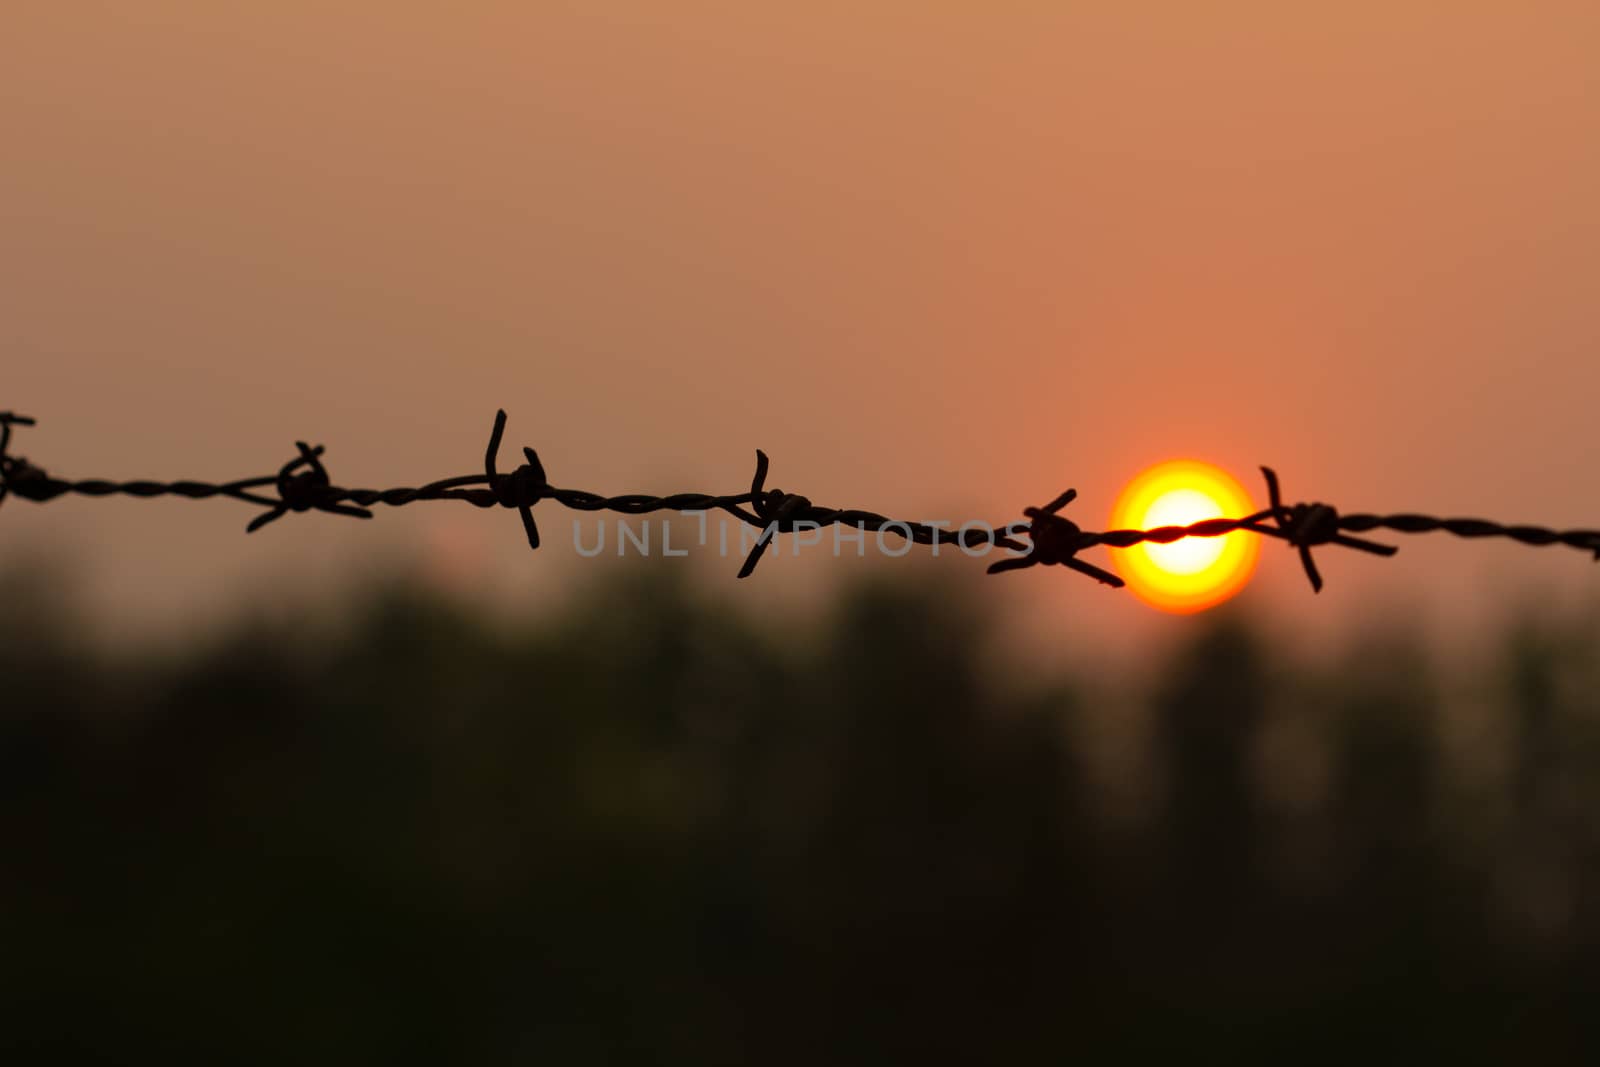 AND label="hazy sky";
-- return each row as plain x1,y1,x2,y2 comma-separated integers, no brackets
4,2,1598,655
